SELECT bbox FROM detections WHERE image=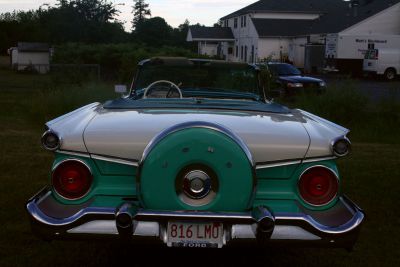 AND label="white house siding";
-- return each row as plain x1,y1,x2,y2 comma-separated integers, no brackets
225,15,260,63
198,42,219,57
341,3,400,35
220,41,235,61
223,12,322,64
257,38,290,62
17,52,50,74
289,37,307,68
10,48,18,66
